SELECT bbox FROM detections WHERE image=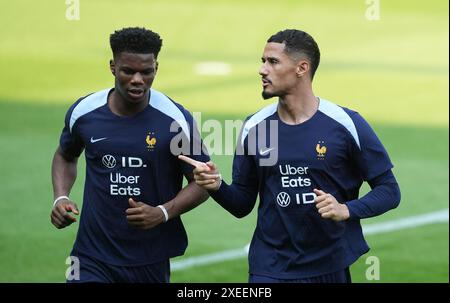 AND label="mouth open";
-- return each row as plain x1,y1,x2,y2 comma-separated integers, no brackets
262,78,271,87
128,88,145,99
